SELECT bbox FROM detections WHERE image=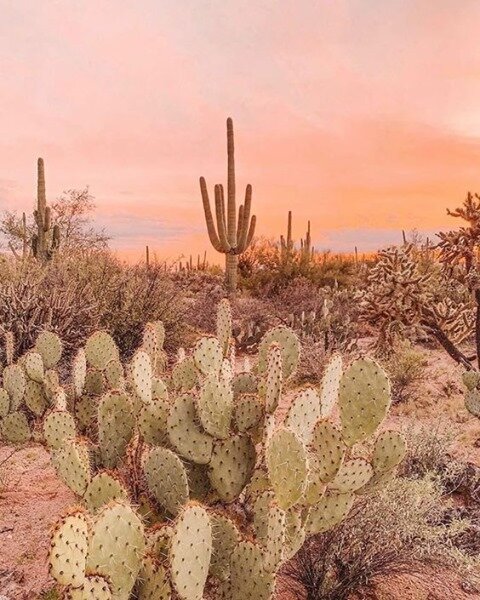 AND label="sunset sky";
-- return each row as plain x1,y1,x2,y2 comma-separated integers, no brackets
2,1,480,262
